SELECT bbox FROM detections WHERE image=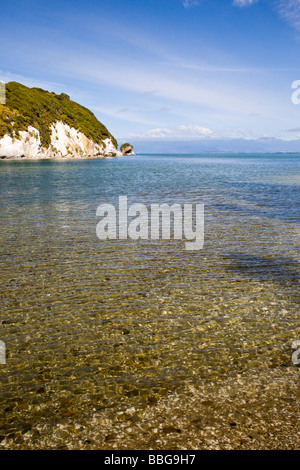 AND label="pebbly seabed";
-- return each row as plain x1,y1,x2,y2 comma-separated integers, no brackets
0,153,299,450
